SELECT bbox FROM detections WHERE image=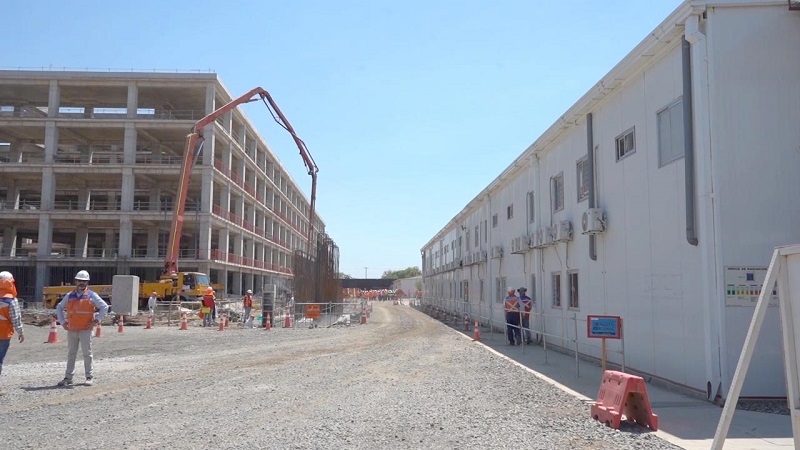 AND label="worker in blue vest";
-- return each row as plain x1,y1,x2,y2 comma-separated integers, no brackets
503,288,521,345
